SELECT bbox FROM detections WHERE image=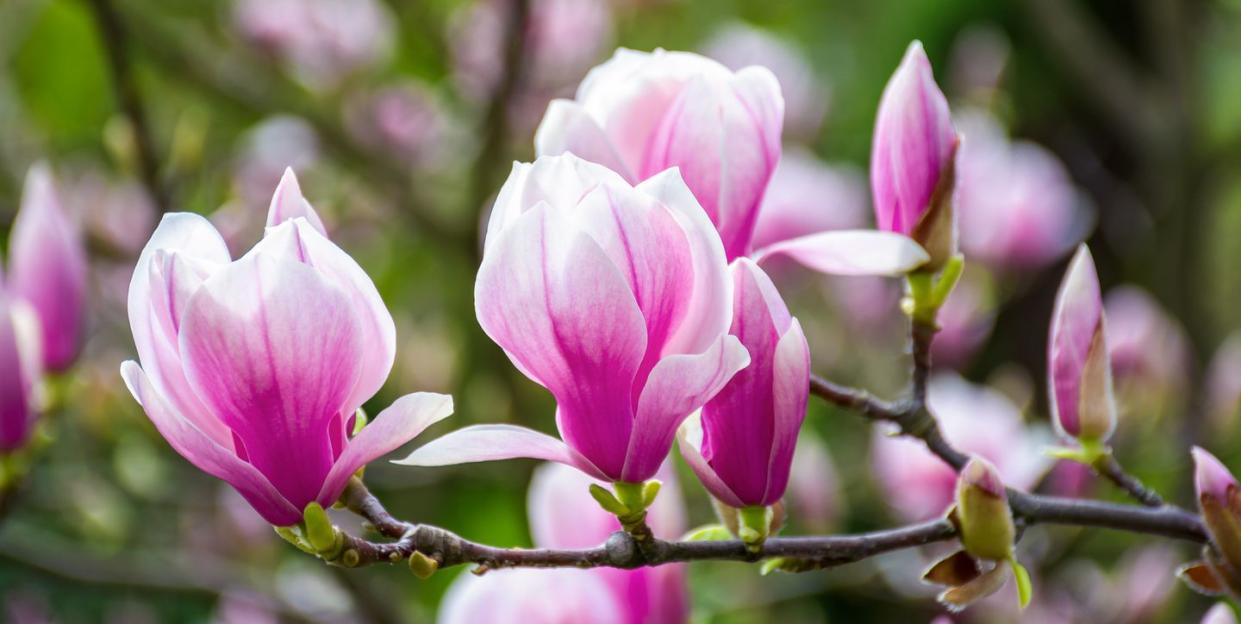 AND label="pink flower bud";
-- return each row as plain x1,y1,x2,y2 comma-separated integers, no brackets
403,154,748,484
1193,447,1241,589
536,48,783,261
1048,244,1116,444
0,289,42,452
678,259,809,508
955,456,1015,562
8,165,88,372
440,462,688,624
870,41,958,268
122,169,451,525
